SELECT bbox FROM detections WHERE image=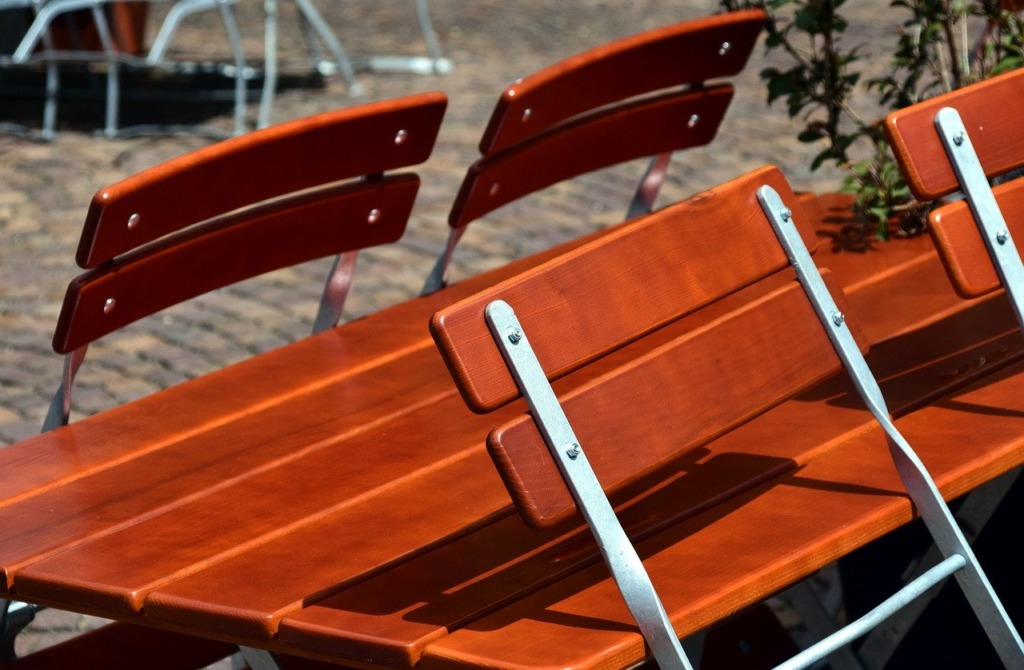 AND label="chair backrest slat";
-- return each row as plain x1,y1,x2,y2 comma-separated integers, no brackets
478,9,764,155
432,167,818,413
929,178,1024,297
54,176,417,354
885,68,1024,201
449,85,733,229
486,271,855,528
79,93,447,267
431,166,864,528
